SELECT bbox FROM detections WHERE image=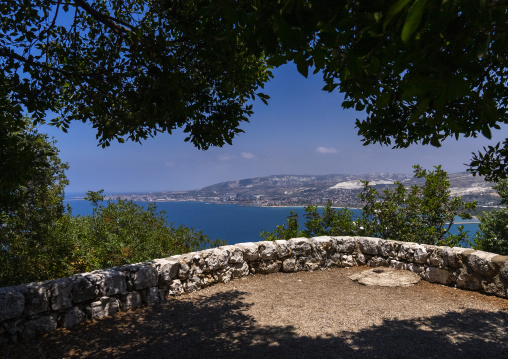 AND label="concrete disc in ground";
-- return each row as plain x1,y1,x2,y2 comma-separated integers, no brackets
349,267,421,287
